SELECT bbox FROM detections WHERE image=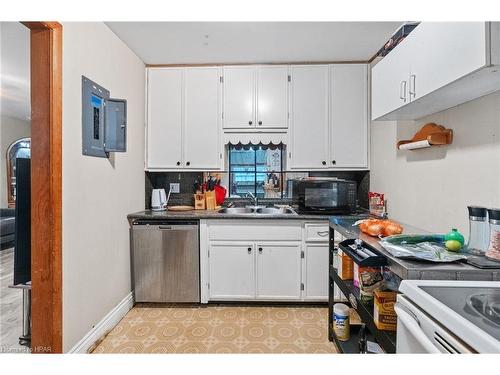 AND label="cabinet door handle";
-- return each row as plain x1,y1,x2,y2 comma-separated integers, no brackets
258,247,263,253
331,160,336,165
176,161,181,166
409,74,416,98
248,247,252,254
248,120,253,125
317,231,329,237
400,80,407,102
258,120,262,125
322,161,326,165
186,161,191,166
